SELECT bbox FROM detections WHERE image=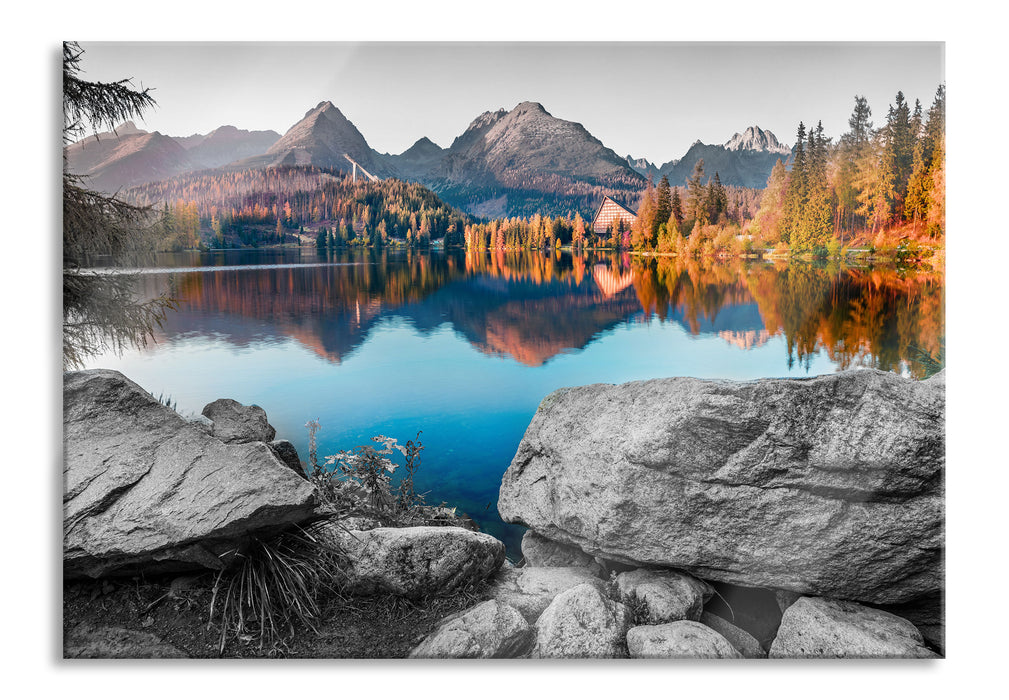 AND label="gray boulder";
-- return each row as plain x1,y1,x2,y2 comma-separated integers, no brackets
768,596,939,658
700,611,766,658
64,623,187,658
320,525,504,598
626,621,743,659
616,568,713,623
201,398,276,444
63,370,318,578
268,439,306,479
498,369,943,605
487,566,604,622
521,530,599,569
409,599,533,659
533,583,633,658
